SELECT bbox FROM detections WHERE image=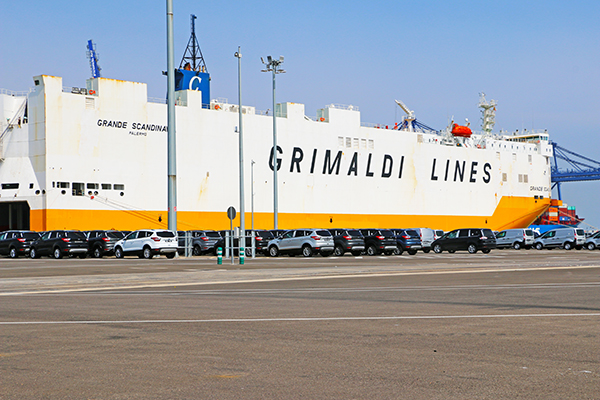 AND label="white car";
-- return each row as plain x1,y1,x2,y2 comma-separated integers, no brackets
584,231,600,250
533,228,586,250
114,229,178,259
